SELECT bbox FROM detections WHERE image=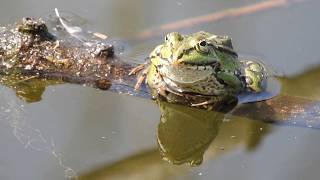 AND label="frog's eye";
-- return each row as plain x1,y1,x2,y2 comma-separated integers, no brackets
196,40,210,53
199,40,207,46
